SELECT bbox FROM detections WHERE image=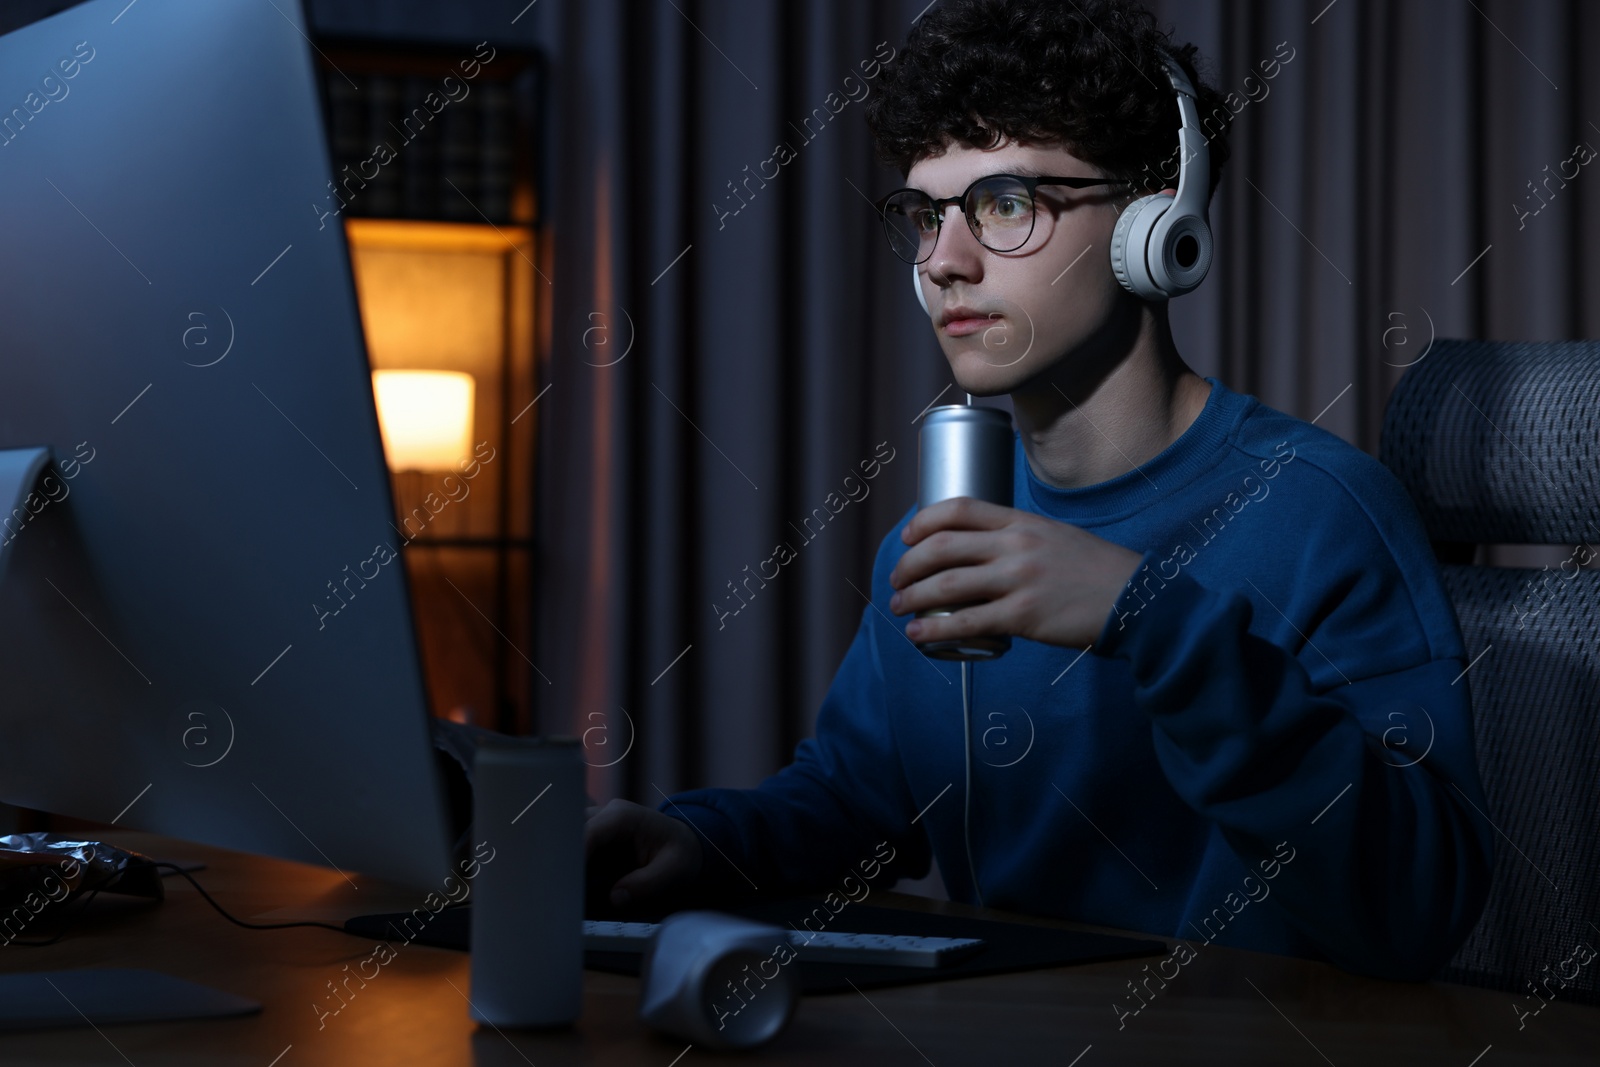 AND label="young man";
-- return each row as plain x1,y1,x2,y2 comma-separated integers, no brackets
585,0,1493,981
